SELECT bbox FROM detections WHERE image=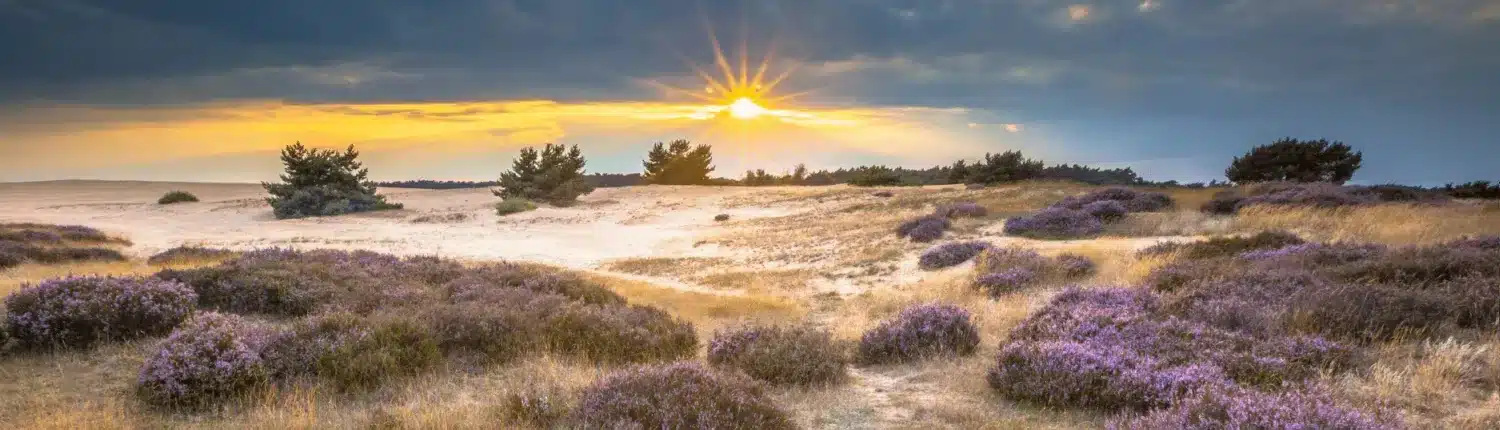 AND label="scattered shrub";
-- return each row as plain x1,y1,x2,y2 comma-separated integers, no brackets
5,276,196,349
1003,208,1103,239
1082,200,1128,222
446,263,625,306
937,202,988,218
0,229,62,243
858,303,980,364
146,246,239,265
543,303,698,364
1055,253,1096,278
494,198,538,216
896,215,950,243
714,213,730,222
312,316,442,392
0,248,23,270
157,190,199,205
573,362,794,429
1055,188,1174,213
0,241,127,266
872,190,894,197
989,340,1228,411
918,241,993,270
707,324,846,386
1110,385,1402,429
136,313,271,408
976,268,1039,297
1153,231,1306,260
